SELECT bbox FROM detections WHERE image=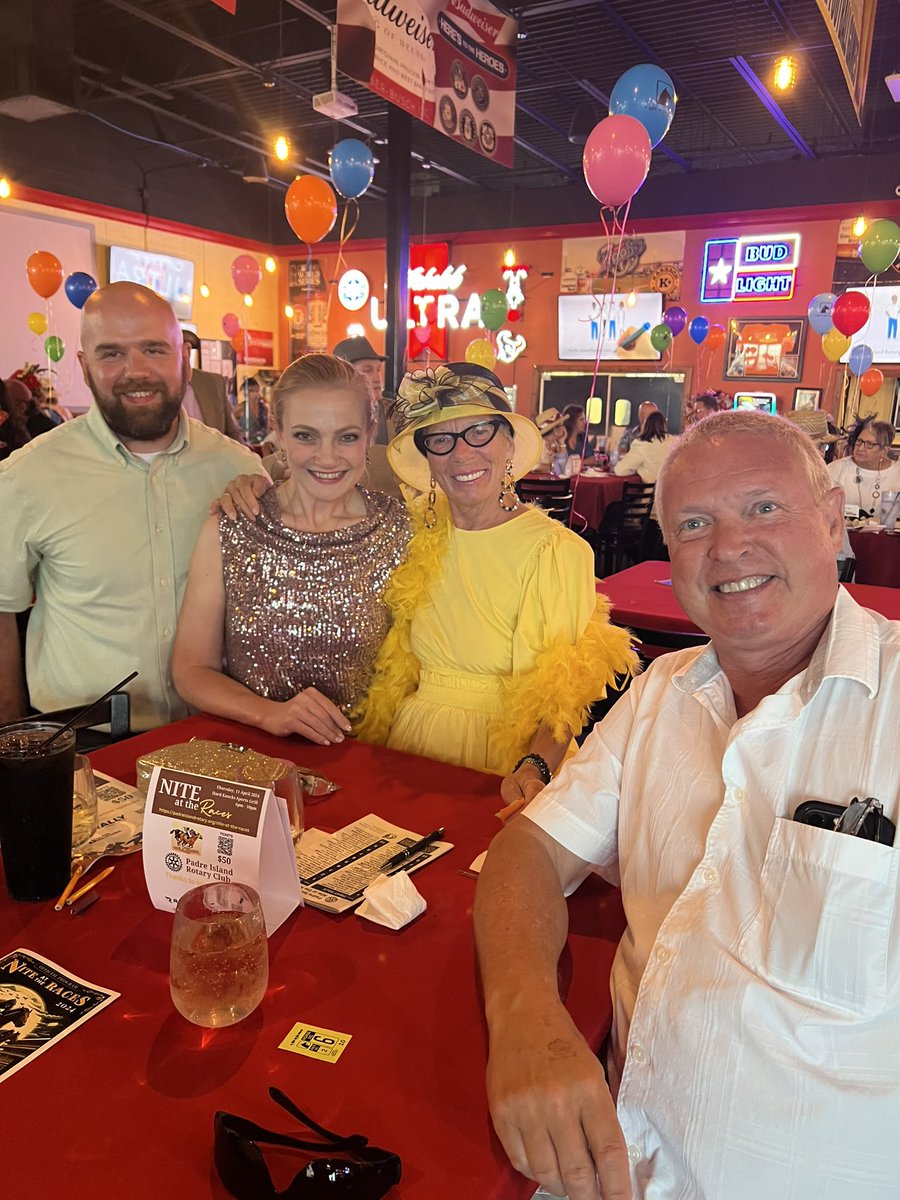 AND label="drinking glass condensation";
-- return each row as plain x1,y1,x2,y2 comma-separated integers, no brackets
72,754,99,849
169,883,268,1028
0,722,76,901
879,491,900,532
